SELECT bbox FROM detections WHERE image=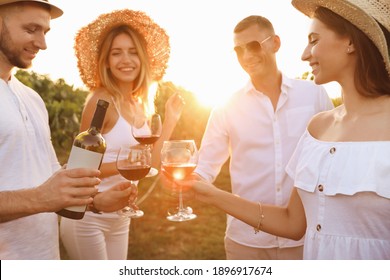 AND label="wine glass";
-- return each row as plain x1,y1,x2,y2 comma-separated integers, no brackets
132,113,162,177
116,145,152,218
132,113,162,146
161,140,198,222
